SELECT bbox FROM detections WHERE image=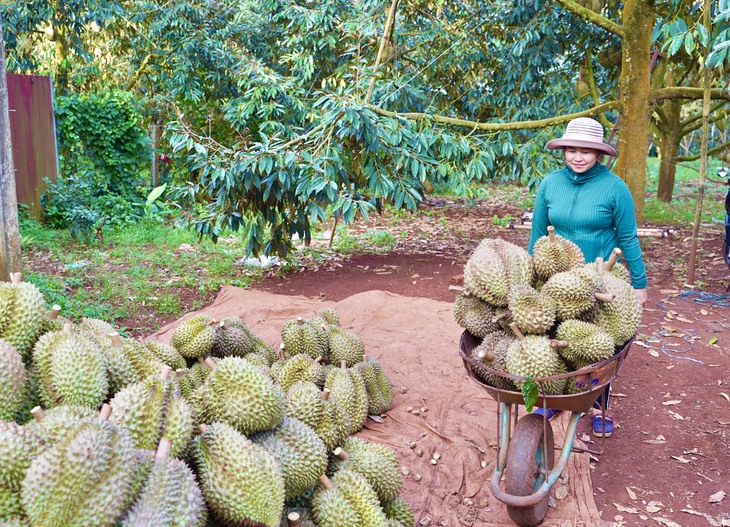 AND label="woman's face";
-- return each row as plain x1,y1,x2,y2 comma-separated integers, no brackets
564,147,599,173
